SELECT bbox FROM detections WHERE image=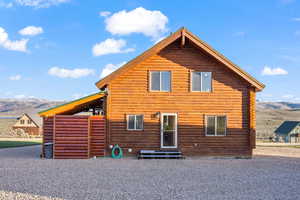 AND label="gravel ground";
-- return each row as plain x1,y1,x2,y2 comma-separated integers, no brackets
0,146,300,200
